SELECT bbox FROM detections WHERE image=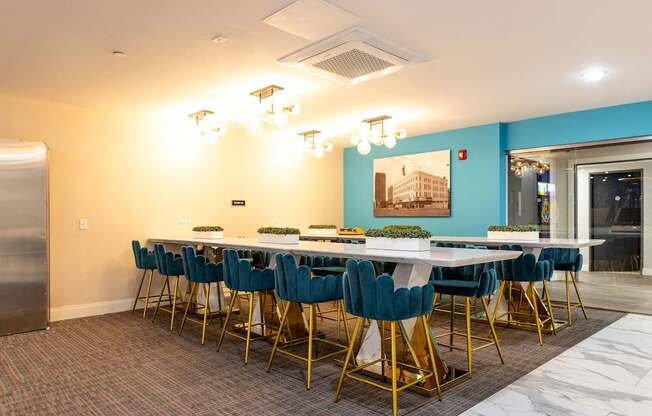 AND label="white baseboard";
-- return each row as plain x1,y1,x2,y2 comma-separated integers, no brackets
50,298,133,322
642,268,652,277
